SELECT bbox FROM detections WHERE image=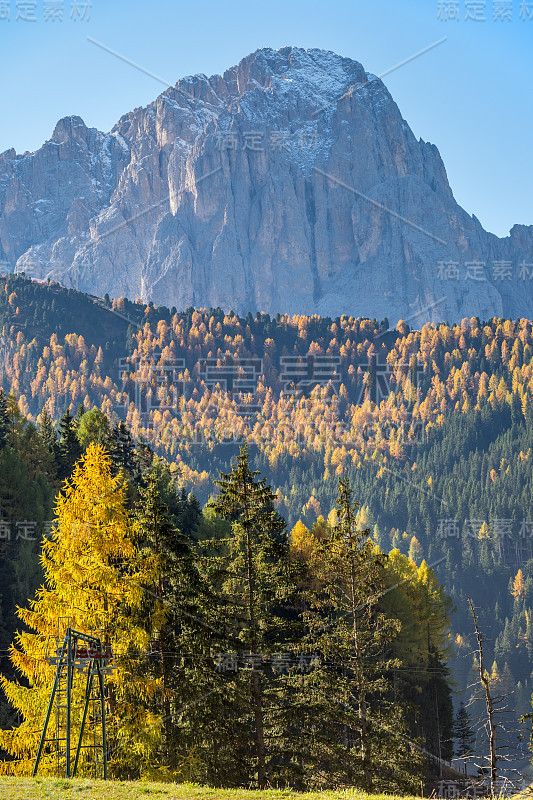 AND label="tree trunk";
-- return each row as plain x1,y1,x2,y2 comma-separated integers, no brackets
244,479,266,789
159,623,172,762
350,538,372,791
251,668,266,788
468,597,497,797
